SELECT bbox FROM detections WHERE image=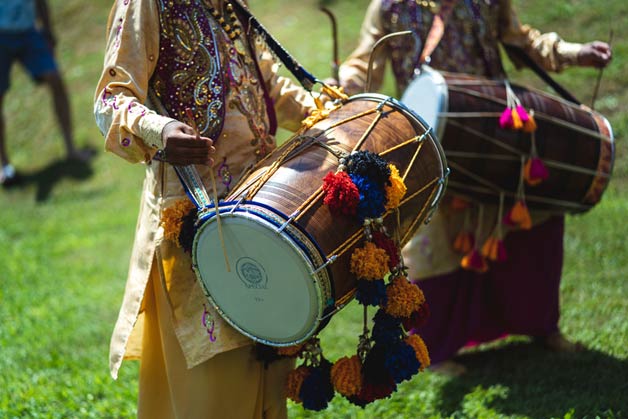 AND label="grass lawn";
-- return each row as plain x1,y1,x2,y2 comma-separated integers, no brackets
0,0,626,418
